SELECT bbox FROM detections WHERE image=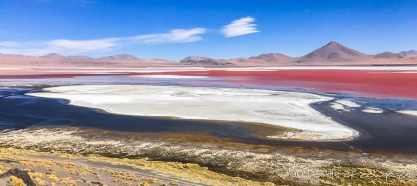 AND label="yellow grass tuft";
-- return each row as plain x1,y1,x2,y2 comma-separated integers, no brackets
10,175,27,186
34,177,47,186
138,182,150,186
169,181,179,186
47,174,60,182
